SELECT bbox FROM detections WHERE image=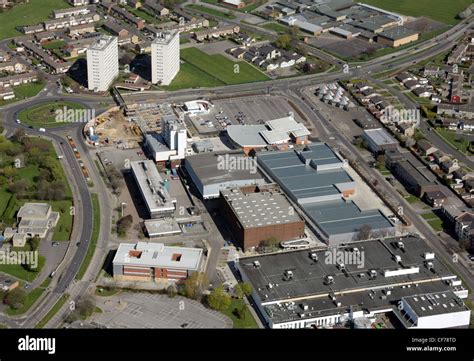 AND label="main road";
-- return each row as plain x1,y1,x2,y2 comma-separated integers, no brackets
0,14,471,327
